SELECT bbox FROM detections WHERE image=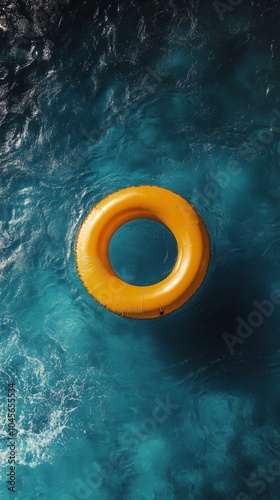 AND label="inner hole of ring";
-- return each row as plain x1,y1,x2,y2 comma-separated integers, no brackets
108,218,178,286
